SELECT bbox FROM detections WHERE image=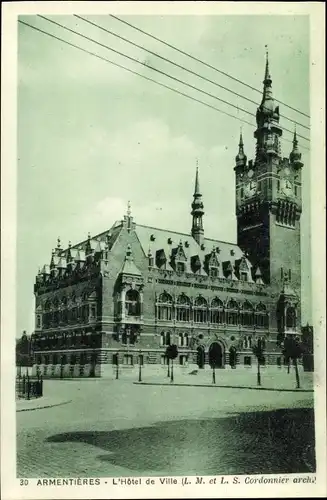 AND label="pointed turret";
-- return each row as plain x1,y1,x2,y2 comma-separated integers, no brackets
256,50,280,127
191,164,204,246
289,128,303,168
123,200,134,232
120,244,142,277
235,130,247,167
254,49,282,162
